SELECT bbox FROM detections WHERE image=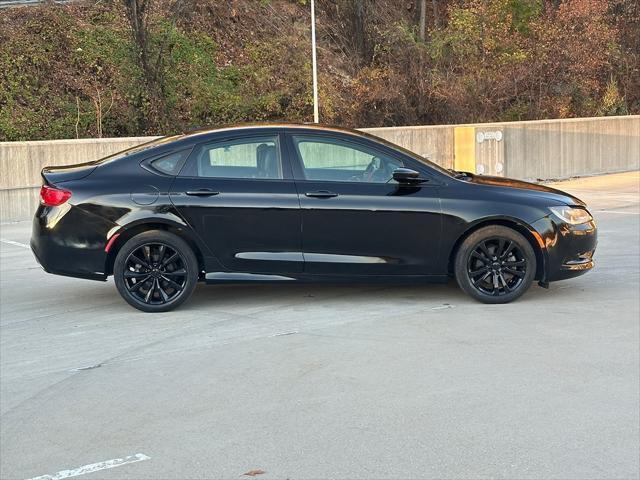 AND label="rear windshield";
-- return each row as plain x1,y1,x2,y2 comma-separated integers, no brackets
91,135,183,165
